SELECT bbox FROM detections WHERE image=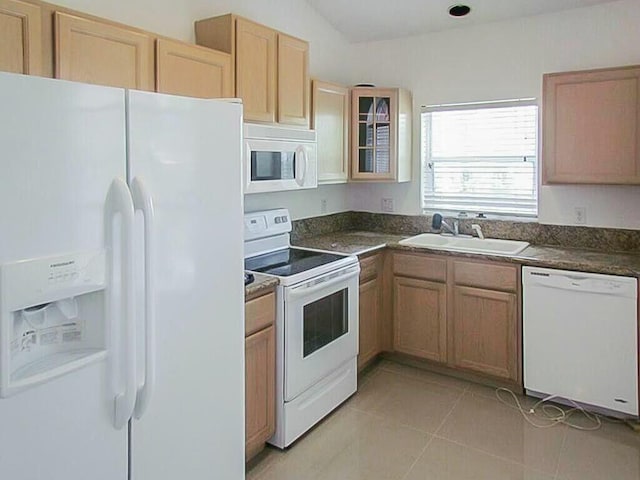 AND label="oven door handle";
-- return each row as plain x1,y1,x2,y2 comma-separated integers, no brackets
288,268,359,299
